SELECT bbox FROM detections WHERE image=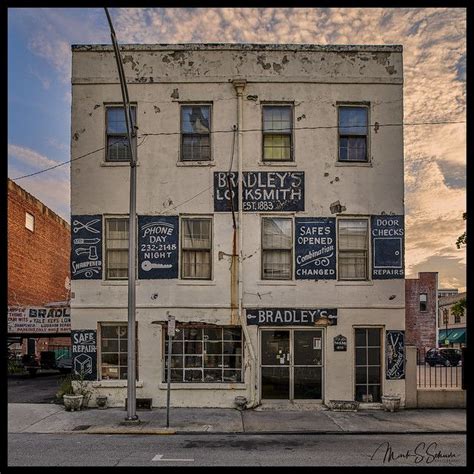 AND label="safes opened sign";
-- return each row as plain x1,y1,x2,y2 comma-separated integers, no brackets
214,171,305,212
